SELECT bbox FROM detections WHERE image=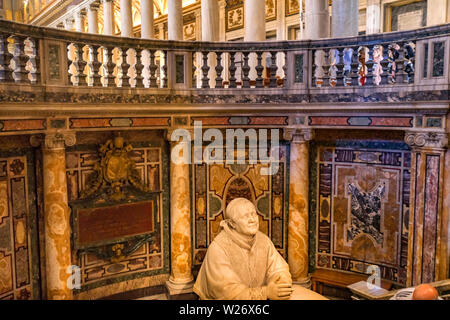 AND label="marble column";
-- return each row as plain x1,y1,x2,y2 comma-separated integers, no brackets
304,0,329,39
166,130,194,295
201,0,219,41
366,0,381,35
168,0,183,40
141,0,154,39
218,0,226,41
441,145,450,281
88,2,100,34
244,0,266,41
405,131,448,285
284,128,314,288
120,0,133,37
244,0,266,81
31,132,76,300
331,0,358,38
103,0,115,36
74,10,86,32
201,0,219,88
